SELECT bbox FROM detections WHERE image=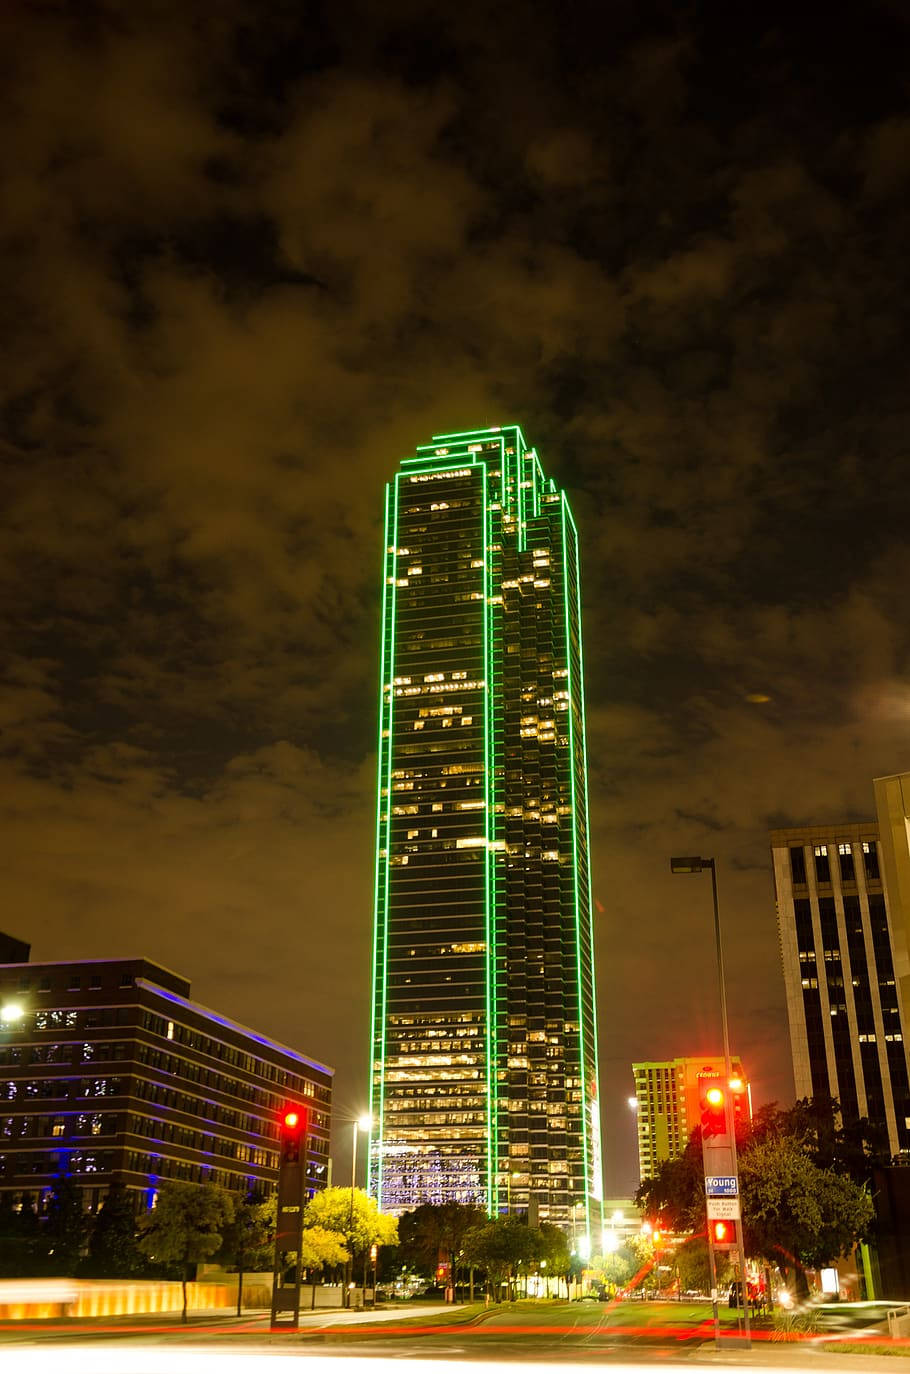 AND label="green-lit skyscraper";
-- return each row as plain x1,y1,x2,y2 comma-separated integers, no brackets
369,426,603,1238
